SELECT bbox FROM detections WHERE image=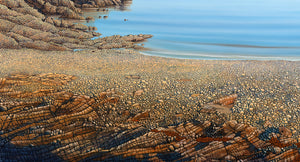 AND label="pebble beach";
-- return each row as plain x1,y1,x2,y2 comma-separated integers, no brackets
2,0,300,160
1,48,299,138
